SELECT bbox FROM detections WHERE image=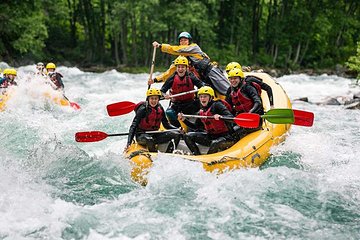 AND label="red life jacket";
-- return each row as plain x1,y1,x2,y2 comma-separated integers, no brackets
245,77,262,95
199,105,229,135
230,80,261,113
0,78,16,88
188,65,201,79
135,102,164,131
0,80,9,88
217,99,232,112
170,74,195,102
